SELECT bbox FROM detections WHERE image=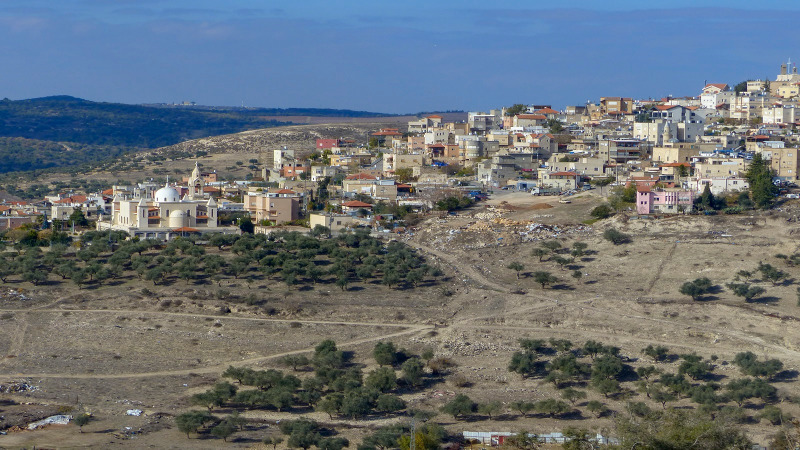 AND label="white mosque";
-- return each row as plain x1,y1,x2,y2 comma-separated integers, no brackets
97,163,239,240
